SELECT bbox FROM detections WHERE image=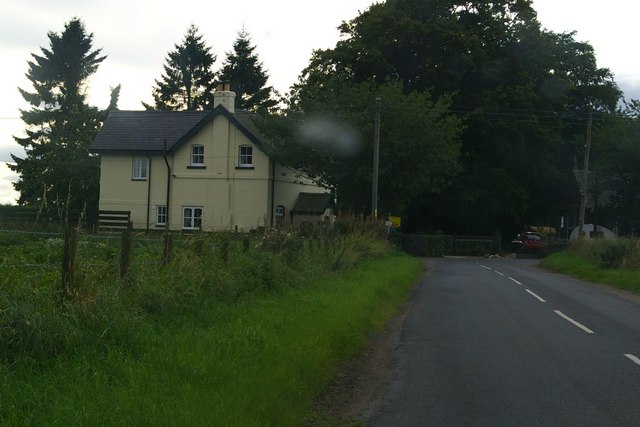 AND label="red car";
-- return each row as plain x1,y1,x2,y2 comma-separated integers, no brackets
511,232,544,253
